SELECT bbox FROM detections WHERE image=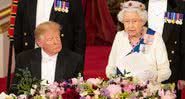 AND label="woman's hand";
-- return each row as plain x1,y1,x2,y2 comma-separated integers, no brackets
136,70,156,81
106,66,117,78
